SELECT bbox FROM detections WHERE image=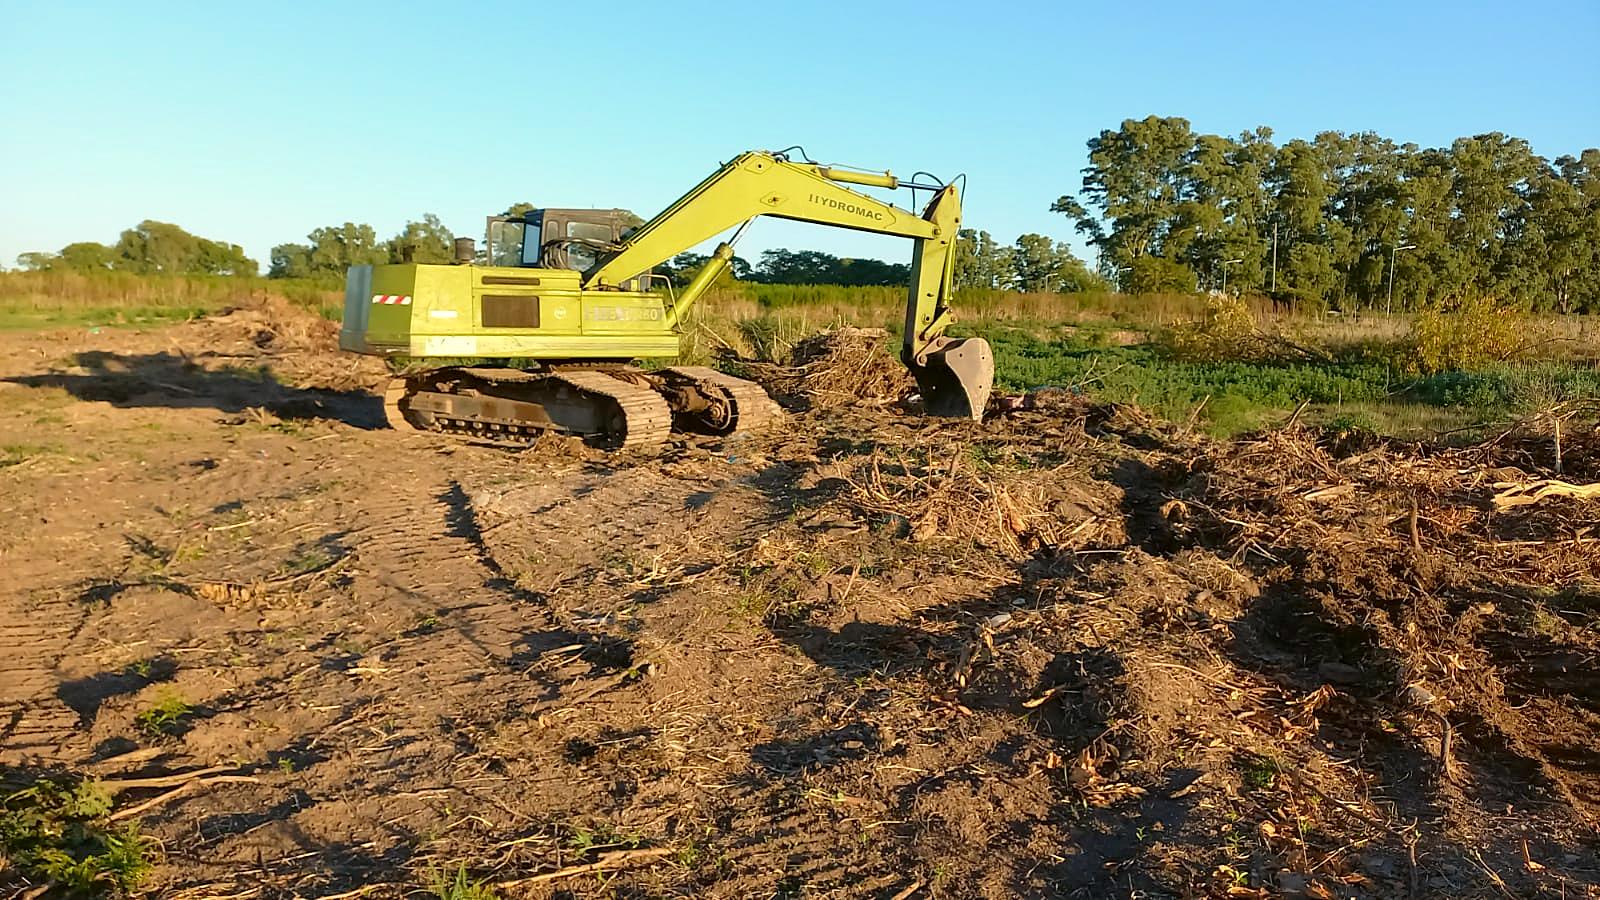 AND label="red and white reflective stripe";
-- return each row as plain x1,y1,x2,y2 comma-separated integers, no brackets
370,294,412,305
